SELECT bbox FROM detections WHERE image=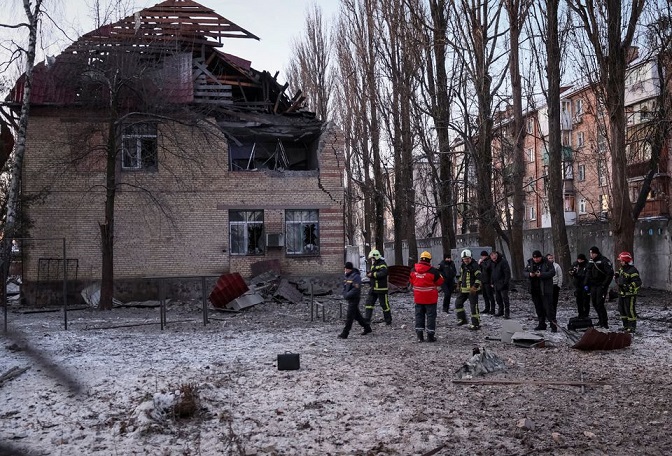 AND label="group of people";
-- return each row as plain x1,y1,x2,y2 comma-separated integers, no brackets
565,246,642,333
338,245,642,341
